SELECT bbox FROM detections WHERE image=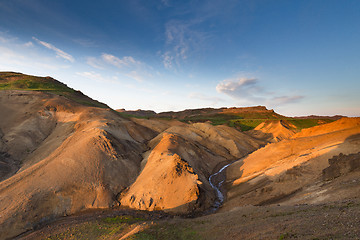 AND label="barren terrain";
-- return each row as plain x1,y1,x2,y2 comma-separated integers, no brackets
1,72,359,239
